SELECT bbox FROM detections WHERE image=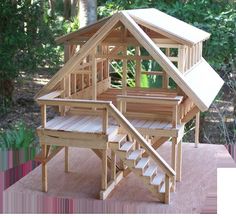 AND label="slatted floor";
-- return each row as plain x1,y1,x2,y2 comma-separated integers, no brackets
44,115,180,136
44,115,118,134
